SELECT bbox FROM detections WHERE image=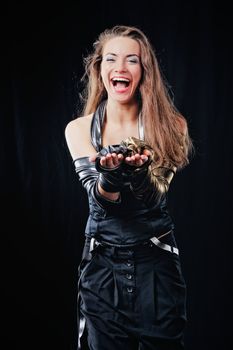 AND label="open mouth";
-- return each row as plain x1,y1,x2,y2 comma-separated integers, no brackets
111,77,130,91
